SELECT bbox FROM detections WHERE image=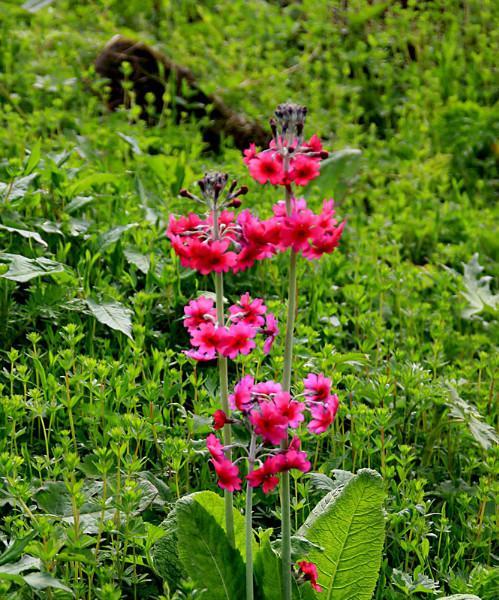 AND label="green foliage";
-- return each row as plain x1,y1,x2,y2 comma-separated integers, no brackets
176,493,246,599
0,0,497,598
298,469,386,599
